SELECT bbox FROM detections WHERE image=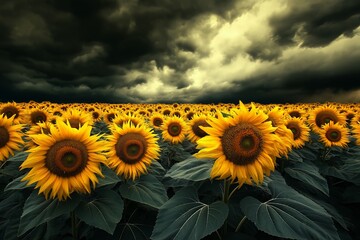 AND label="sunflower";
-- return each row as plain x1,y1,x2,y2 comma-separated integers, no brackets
287,107,306,119
266,107,293,157
149,113,165,129
0,102,25,124
89,108,103,122
285,117,310,148
352,123,360,146
61,108,93,129
103,111,117,125
318,122,349,148
0,115,24,162
107,122,160,180
112,112,144,128
26,109,50,125
187,114,211,144
20,120,107,200
25,122,53,149
161,116,188,144
308,105,346,133
194,102,281,186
